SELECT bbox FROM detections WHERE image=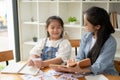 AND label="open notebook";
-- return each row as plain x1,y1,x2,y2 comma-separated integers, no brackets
85,74,108,80
1,62,40,75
